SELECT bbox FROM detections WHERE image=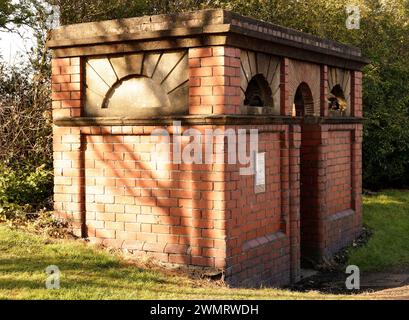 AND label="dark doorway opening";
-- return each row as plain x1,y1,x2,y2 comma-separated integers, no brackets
244,74,273,108
295,82,318,268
